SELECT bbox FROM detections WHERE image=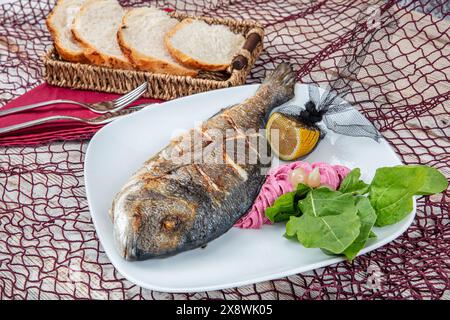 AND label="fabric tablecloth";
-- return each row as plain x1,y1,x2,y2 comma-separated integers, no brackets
0,0,449,299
